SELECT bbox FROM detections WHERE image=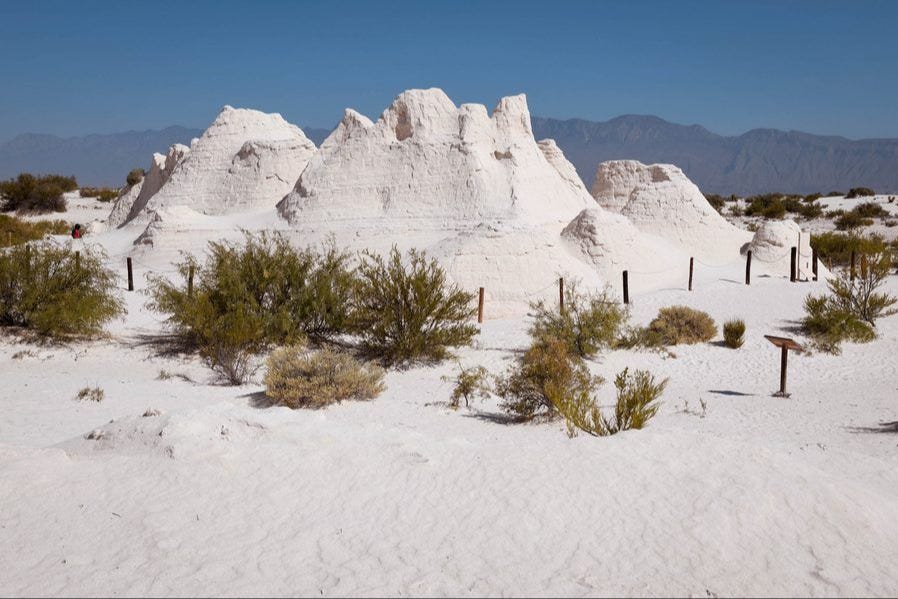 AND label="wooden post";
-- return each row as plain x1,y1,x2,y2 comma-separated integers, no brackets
779,346,788,396
688,257,694,292
790,247,797,282
187,265,195,298
127,257,134,292
622,270,629,305
850,250,856,281
812,247,818,281
75,250,80,271
477,287,484,324
745,250,752,285
558,277,564,313
861,254,868,279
